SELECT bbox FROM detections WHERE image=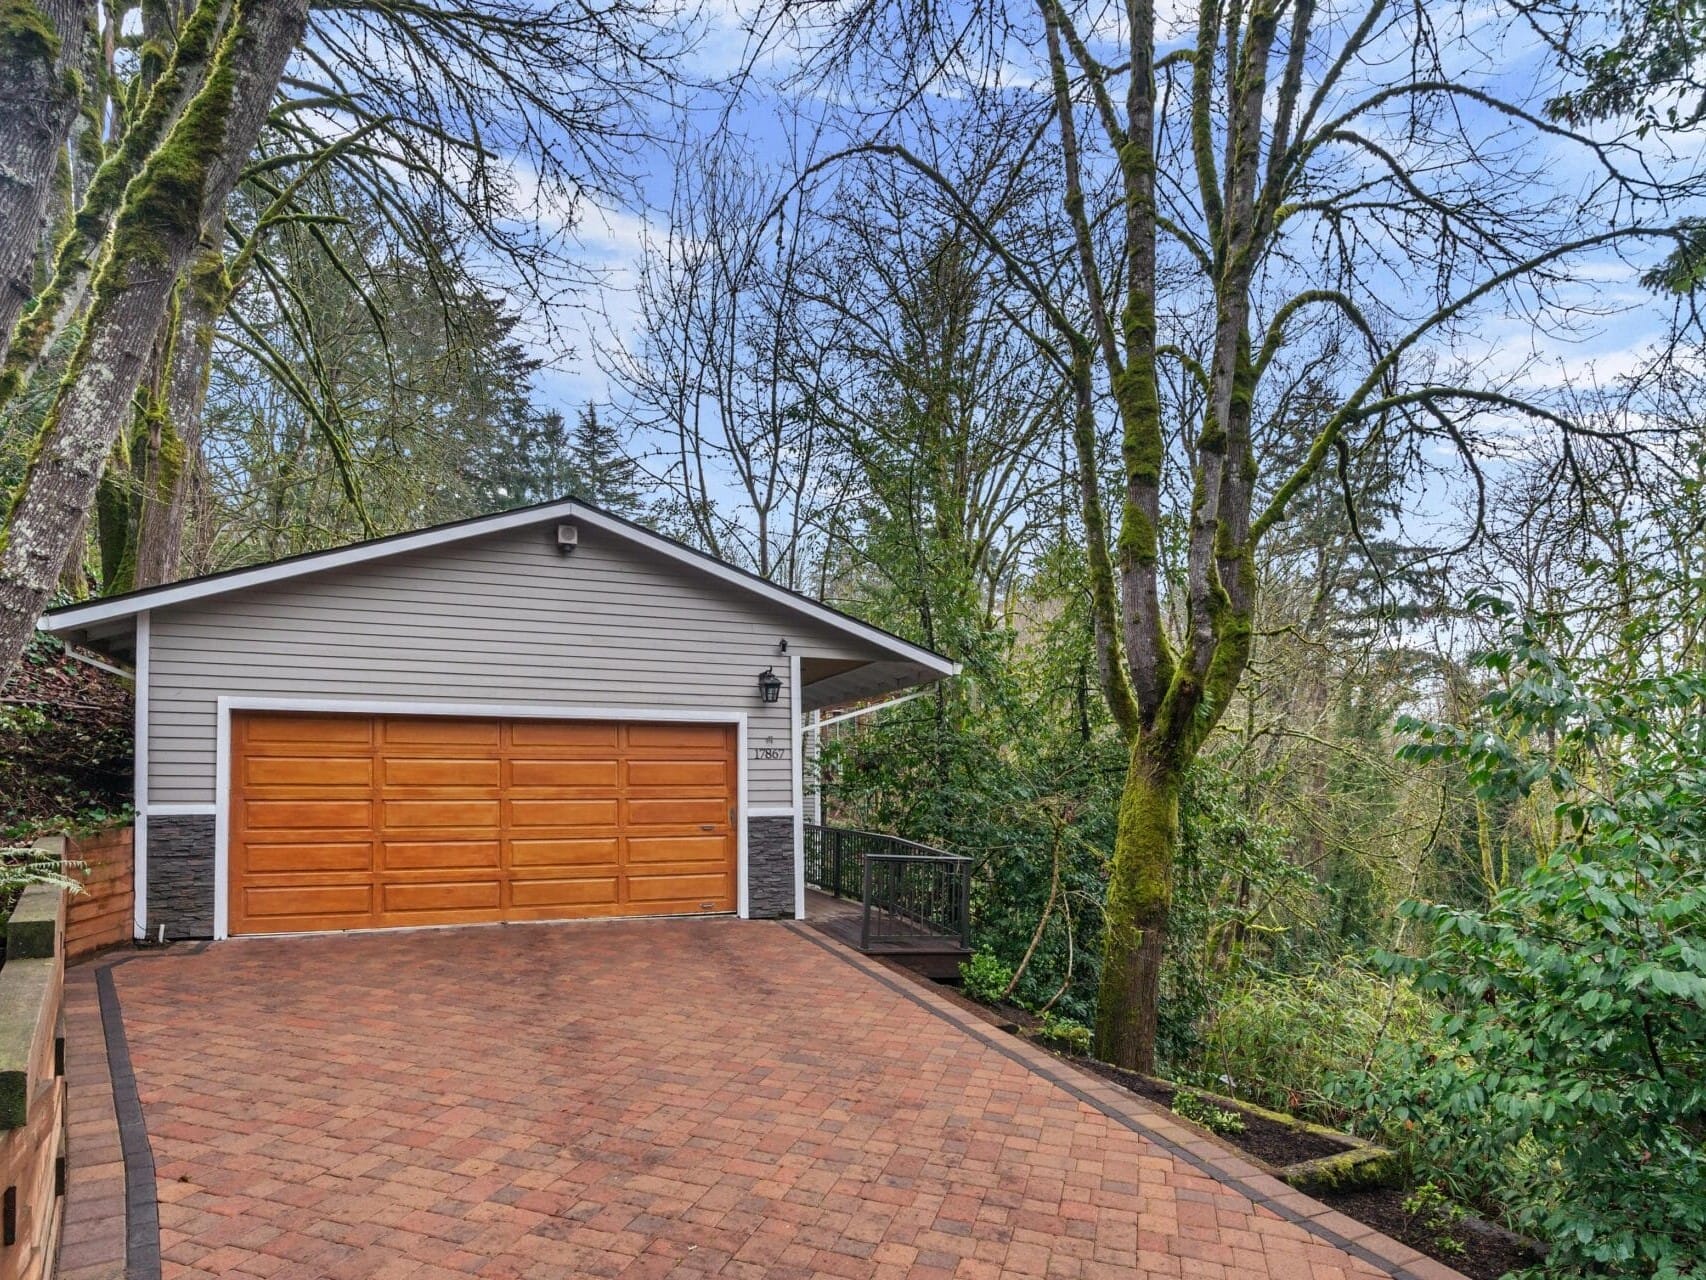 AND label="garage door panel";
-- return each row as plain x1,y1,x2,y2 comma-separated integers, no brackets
242,883,373,920
244,798,372,830
381,880,502,913
626,723,728,750
382,840,502,871
626,759,727,788
509,876,621,908
243,841,374,874
511,837,620,868
510,798,620,828
244,756,373,787
509,759,619,788
244,715,372,745
510,721,618,747
626,834,728,865
232,713,738,934
625,797,727,827
626,872,729,903
383,757,501,787
382,718,500,746
384,799,501,830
